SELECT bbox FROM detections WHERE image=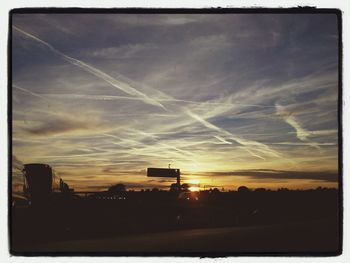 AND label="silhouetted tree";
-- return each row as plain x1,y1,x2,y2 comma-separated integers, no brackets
238,186,250,193
152,187,159,192
108,183,126,194
212,188,221,194
316,186,327,191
